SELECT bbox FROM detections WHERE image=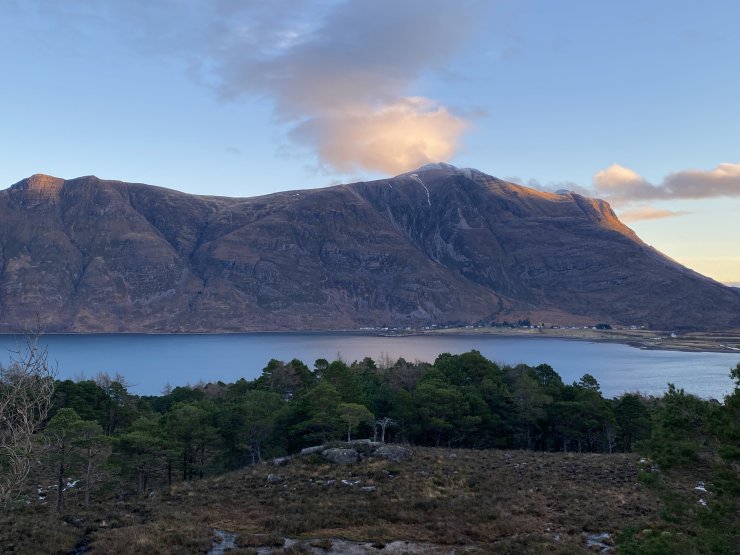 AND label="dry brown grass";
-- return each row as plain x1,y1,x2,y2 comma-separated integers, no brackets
1,447,661,554
0,506,80,555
